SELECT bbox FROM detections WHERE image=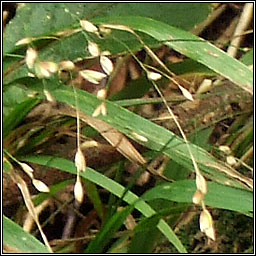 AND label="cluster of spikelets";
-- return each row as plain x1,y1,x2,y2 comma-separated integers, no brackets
192,171,215,240
18,161,50,193
191,144,241,241
17,19,216,241
18,19,118,205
